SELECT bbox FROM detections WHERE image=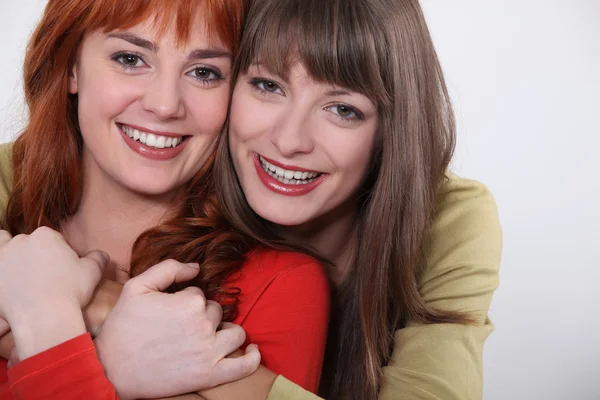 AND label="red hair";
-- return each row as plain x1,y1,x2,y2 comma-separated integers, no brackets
6,0,249,320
